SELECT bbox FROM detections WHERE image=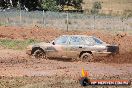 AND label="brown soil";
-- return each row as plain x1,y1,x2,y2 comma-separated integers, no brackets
0,26,132,63
0,26,132,88
0,49,132,88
